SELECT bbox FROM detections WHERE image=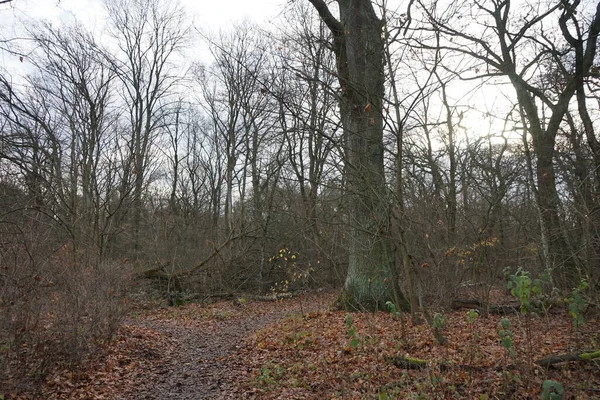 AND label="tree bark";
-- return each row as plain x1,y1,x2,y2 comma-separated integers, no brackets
536,350,600,368
308,0,408,311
